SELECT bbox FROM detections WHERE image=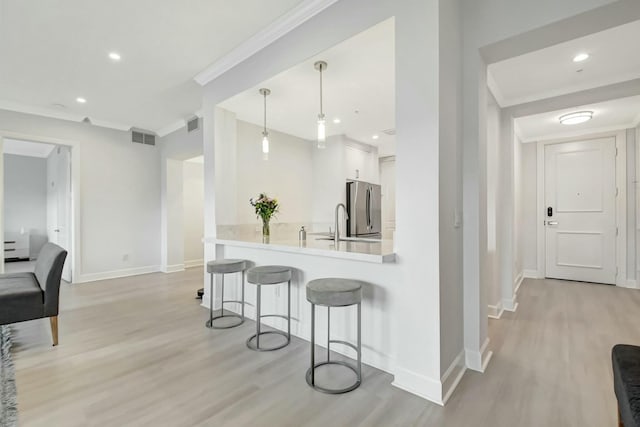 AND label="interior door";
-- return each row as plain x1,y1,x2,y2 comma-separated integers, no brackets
544,137,616,284
47,146,71,282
